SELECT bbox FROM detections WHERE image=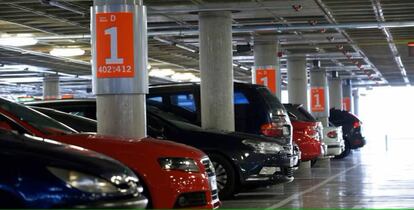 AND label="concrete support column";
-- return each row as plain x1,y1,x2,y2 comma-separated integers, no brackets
253,35,281,99
310,67,330,126
329,78,343,110
352,89,359,116
342,79,353,113
287,57,308,109
92,0,147,138
199,11,234,131
43,75,60,100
